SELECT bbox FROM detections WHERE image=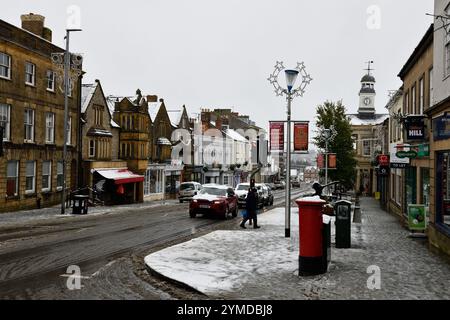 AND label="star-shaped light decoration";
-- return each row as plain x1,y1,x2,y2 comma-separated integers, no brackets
267,60,312,99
